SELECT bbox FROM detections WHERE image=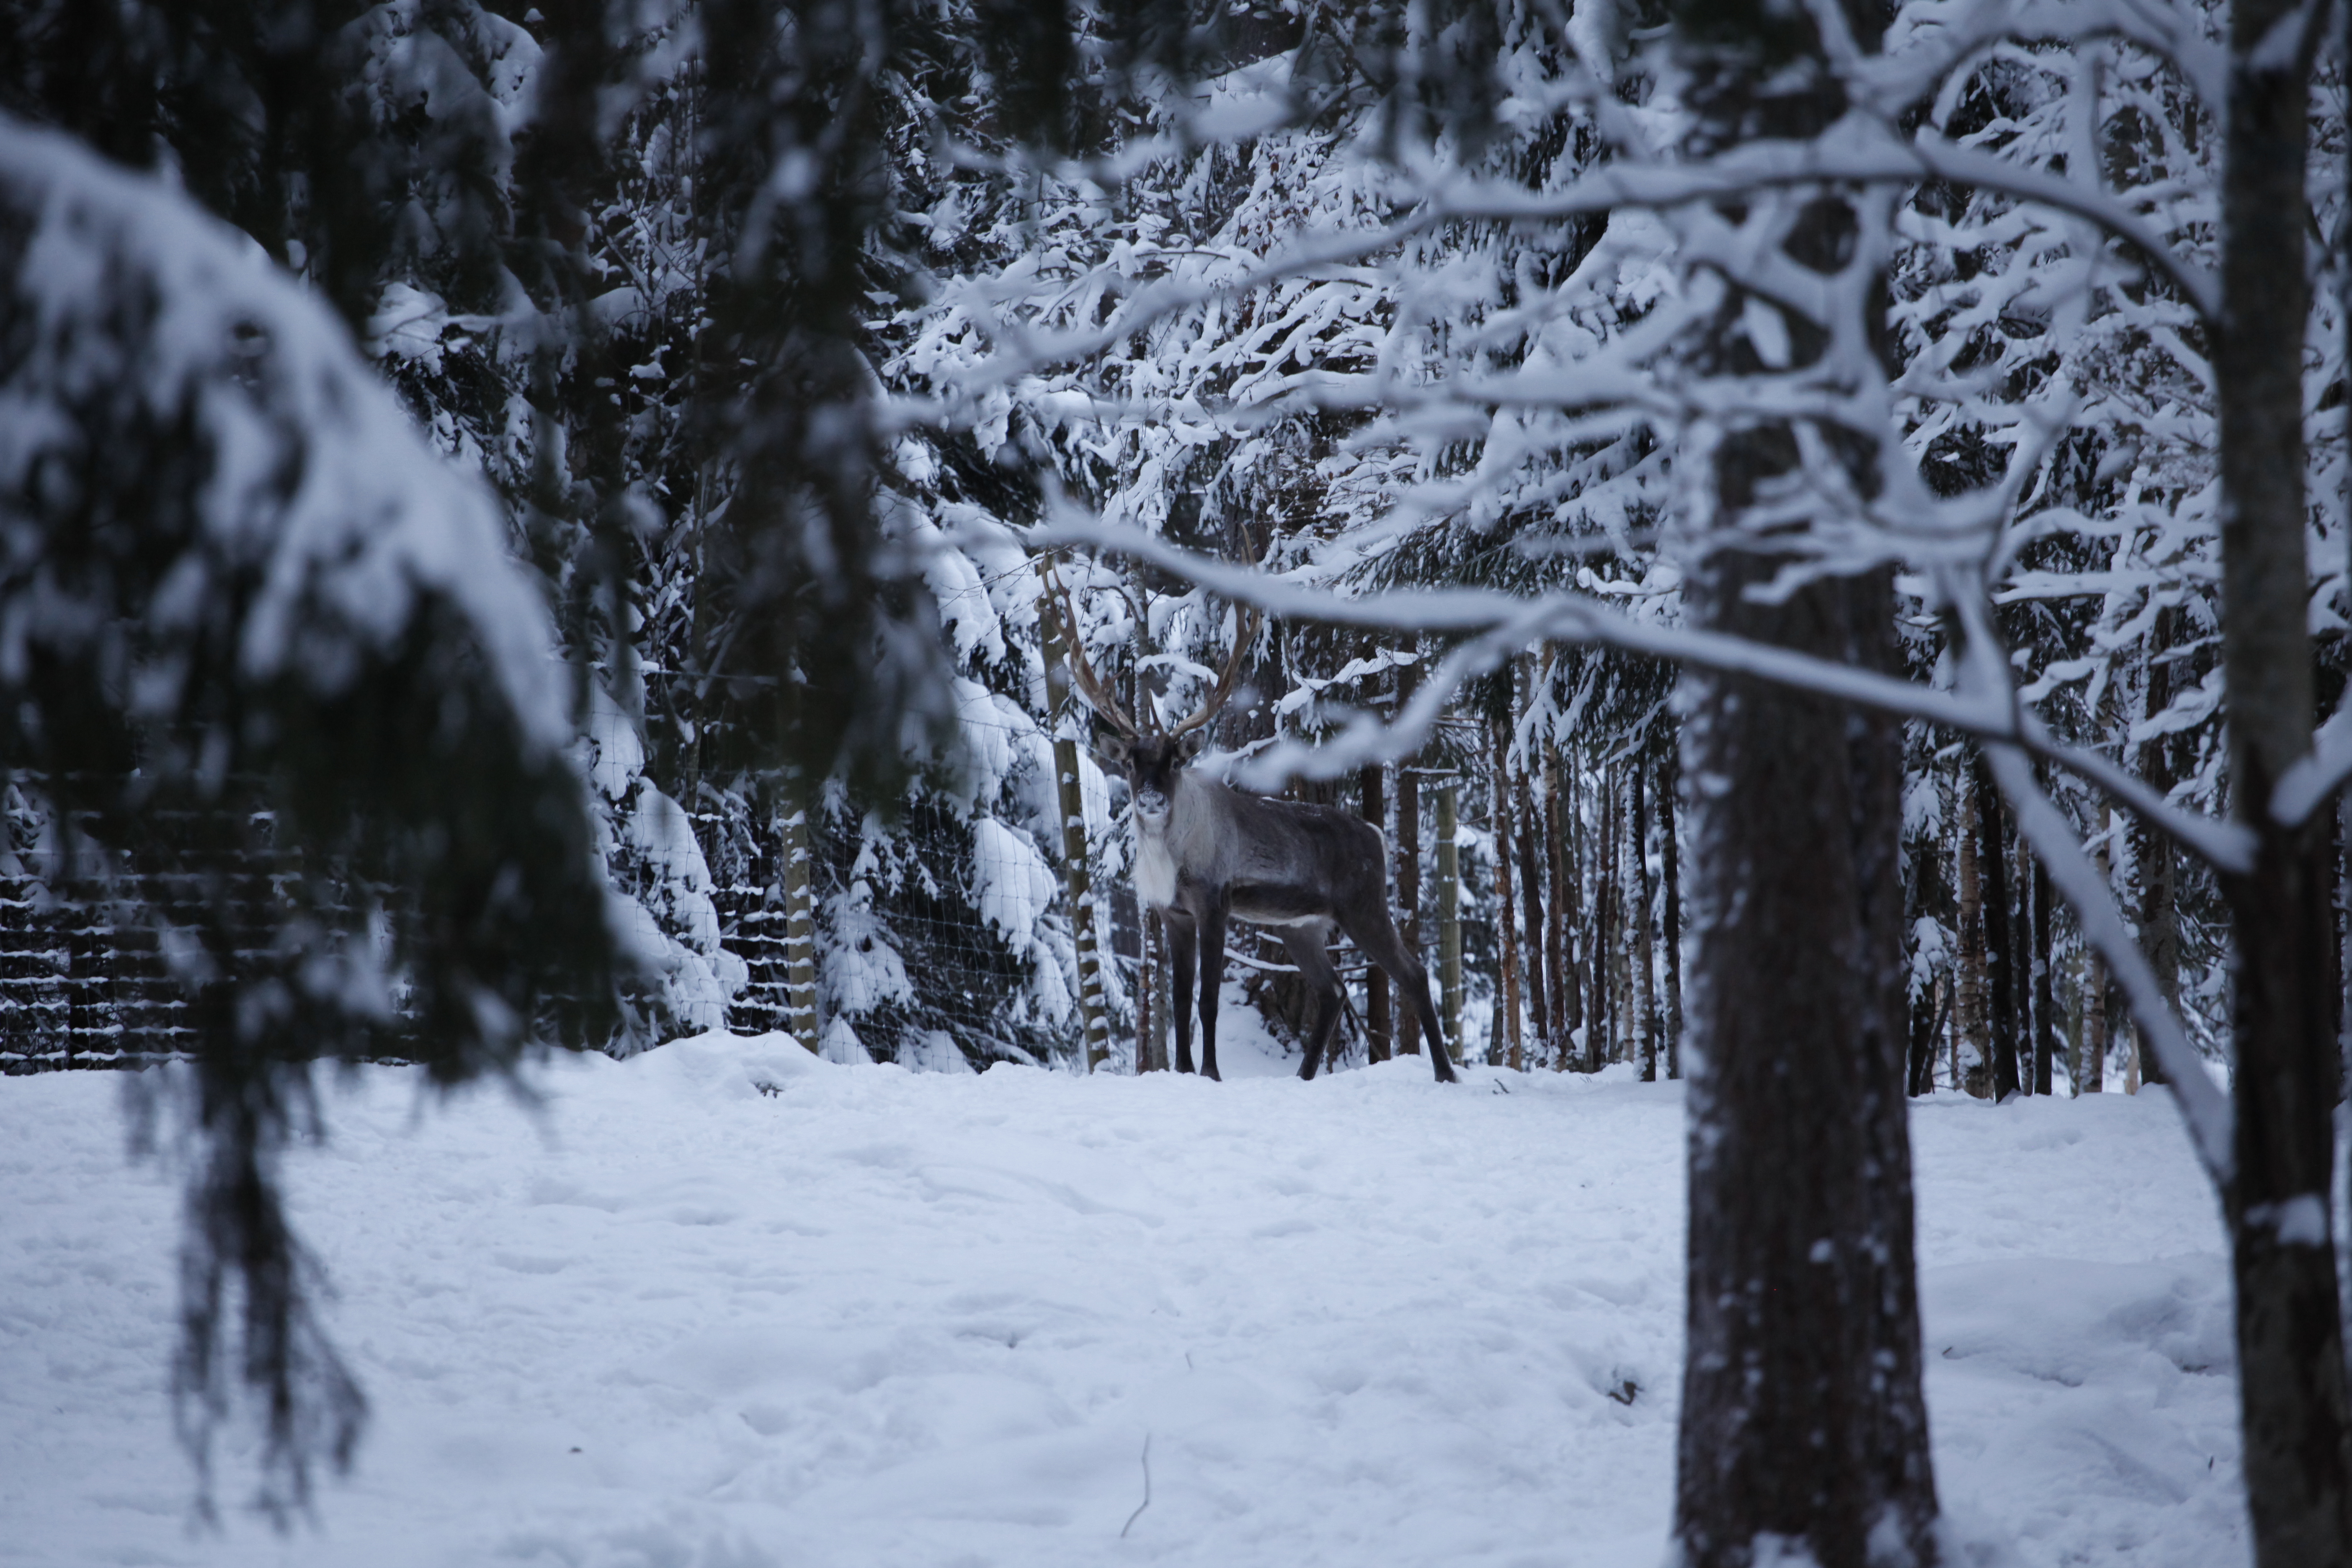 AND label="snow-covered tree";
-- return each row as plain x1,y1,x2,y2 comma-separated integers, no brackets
0,116,637,1514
